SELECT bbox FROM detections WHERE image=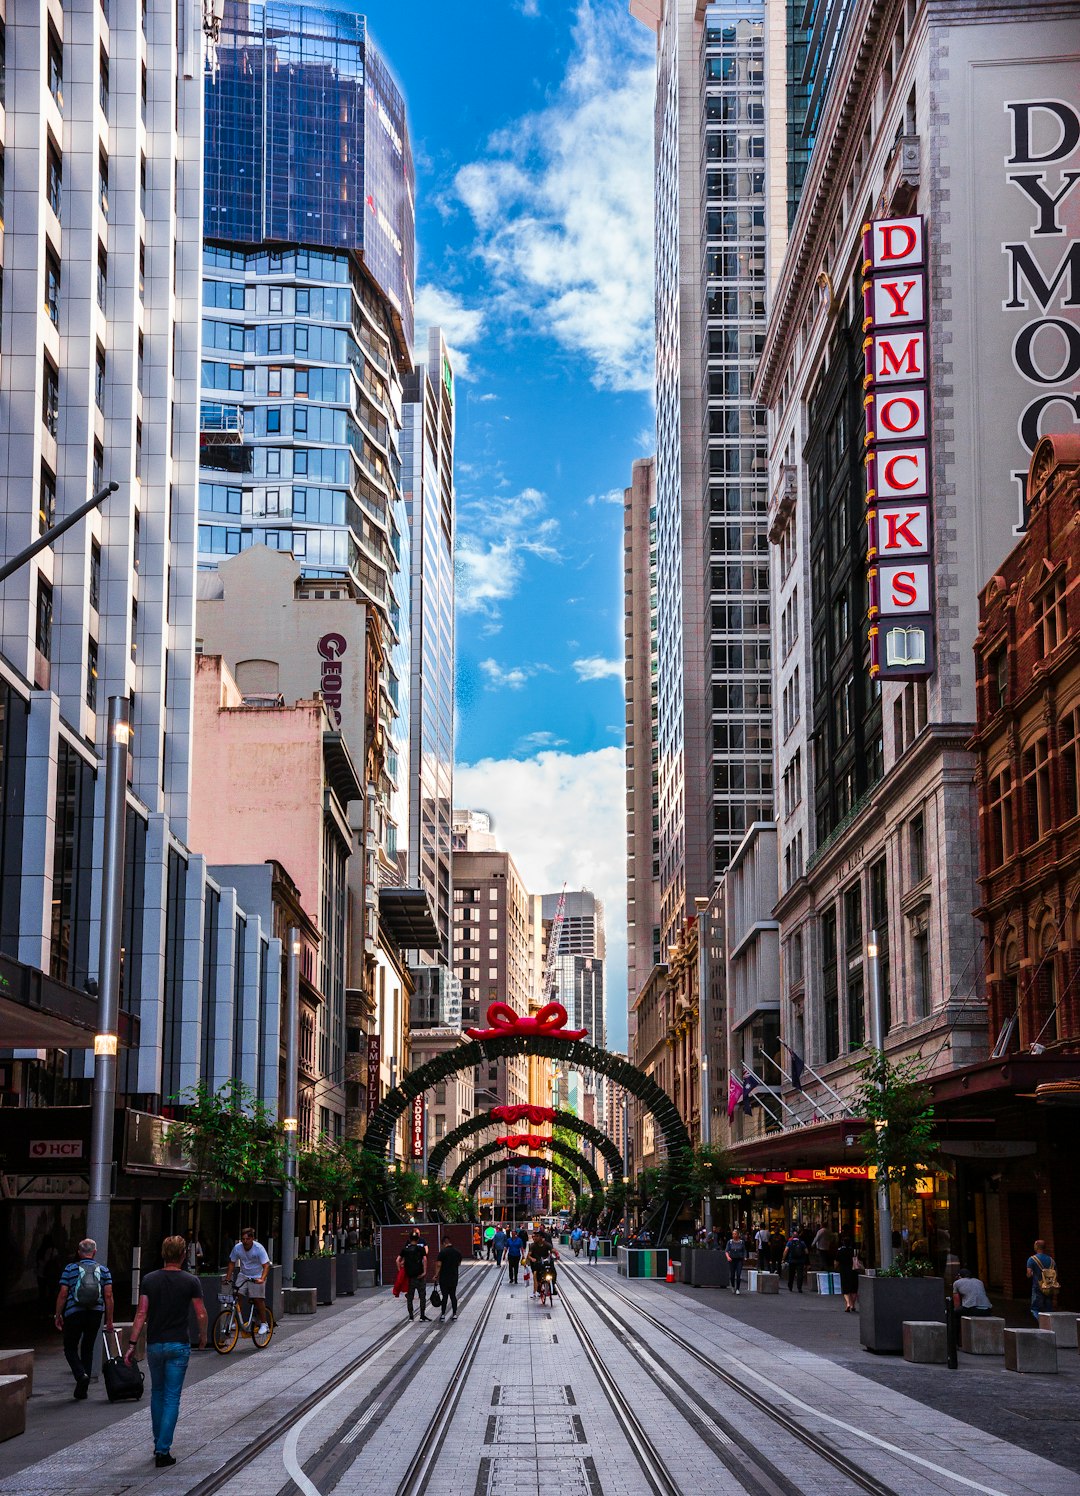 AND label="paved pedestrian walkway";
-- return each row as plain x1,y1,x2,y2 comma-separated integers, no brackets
673,1269,1080,1477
